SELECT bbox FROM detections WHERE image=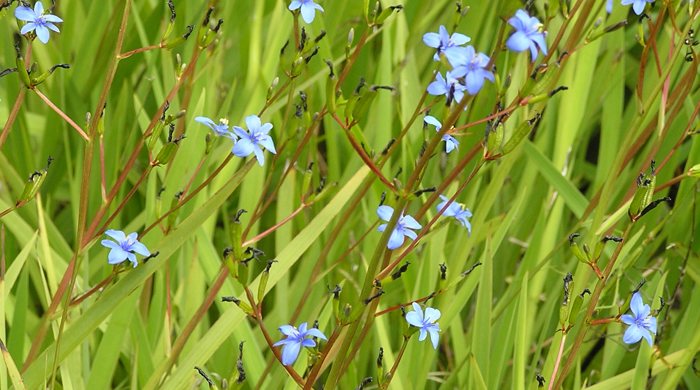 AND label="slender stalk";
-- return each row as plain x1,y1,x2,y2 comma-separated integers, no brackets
31,88,90,141
548,333,567,390
380,337,410,390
